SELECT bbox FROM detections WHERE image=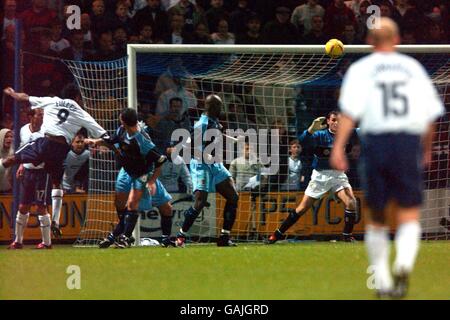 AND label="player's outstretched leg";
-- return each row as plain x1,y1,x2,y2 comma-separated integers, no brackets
391,207,421,299
176,191,207,247
216,178,239,247
266,196,316,244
